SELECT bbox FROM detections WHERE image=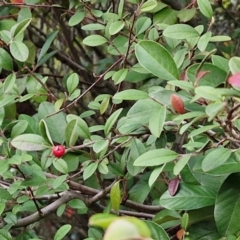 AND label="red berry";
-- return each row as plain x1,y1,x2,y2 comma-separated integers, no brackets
52,145,65,158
